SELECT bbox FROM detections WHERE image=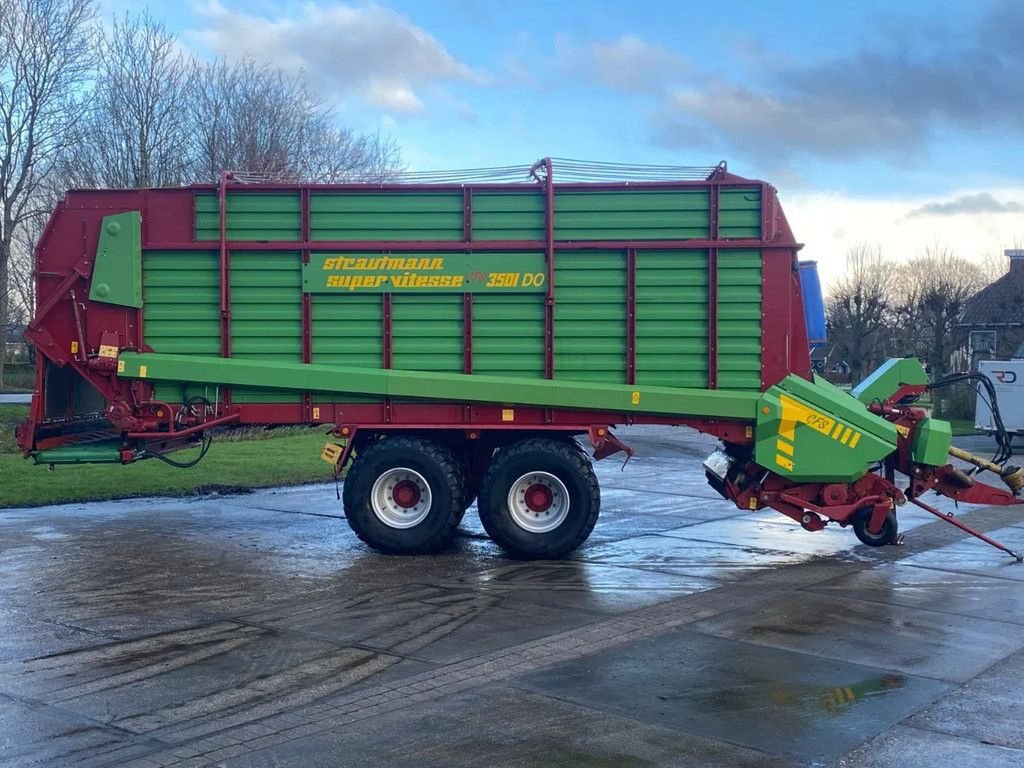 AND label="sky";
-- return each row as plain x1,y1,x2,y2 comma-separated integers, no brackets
103,0,1023,284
